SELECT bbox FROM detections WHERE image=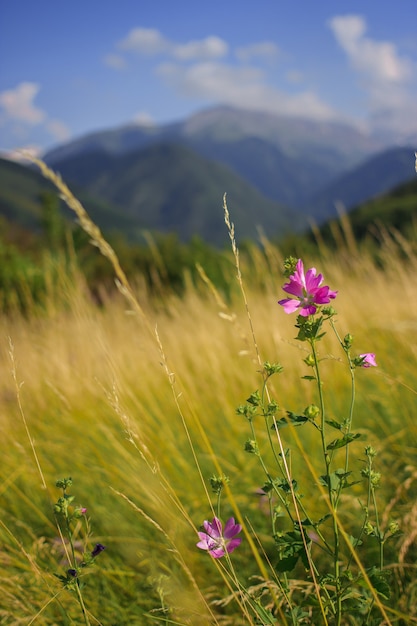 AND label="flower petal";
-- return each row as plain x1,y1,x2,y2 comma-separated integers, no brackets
282,278,304,297
223,517,242,539
226,538,242,554
305,267,323,291
299,305,317,316
359,353,377,367
209,547,225,558
278,298,301,314
203,517,222,538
